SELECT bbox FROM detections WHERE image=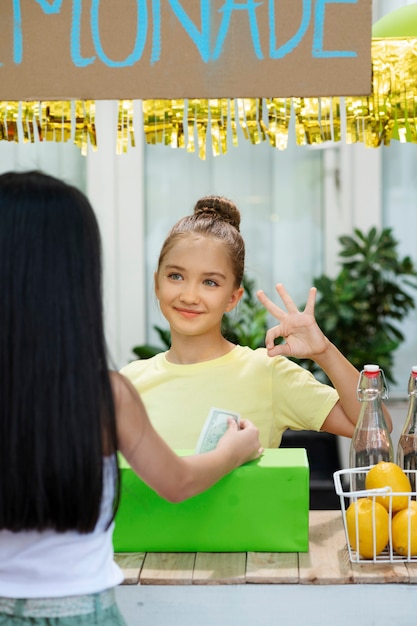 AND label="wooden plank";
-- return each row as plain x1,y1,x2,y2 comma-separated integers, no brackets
114,552,145,585
351,560,409,584
298,510,353,584
321,510,413,585
246,551,299,584
140,553,195,585
404,563,417,583
193,553,246,585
